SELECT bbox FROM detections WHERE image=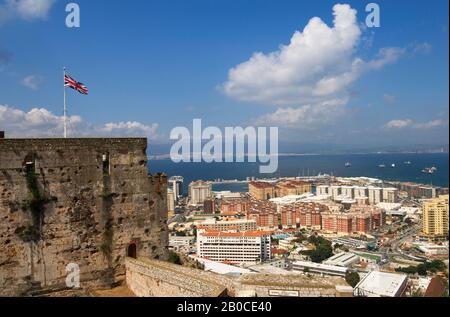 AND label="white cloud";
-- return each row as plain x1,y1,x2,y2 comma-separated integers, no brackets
221,4,403,129
0,104,163,141
384,119,413,129
222,4,402,108
414,119,447,129
412,42,432,55
383,94,396,104
21,75,40,90
0,0,55,24
384,118,448,130
252,98,348,128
